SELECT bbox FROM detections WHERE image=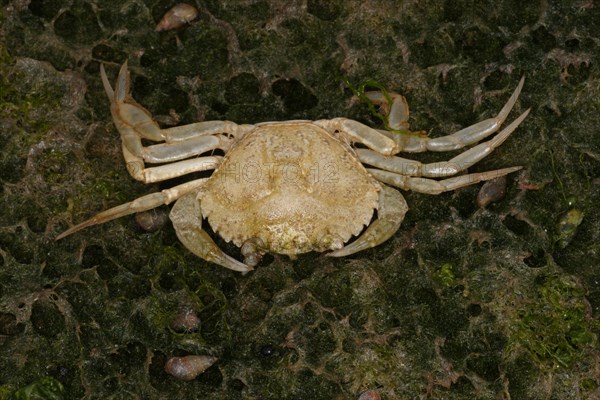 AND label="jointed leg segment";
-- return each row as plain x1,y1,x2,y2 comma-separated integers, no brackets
356,108,530,178
377,76,527,153
368,166,522,195
55,179,208,240
325,76,526,156
329,77,527,197
364,91,411,131
101,62,252,183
